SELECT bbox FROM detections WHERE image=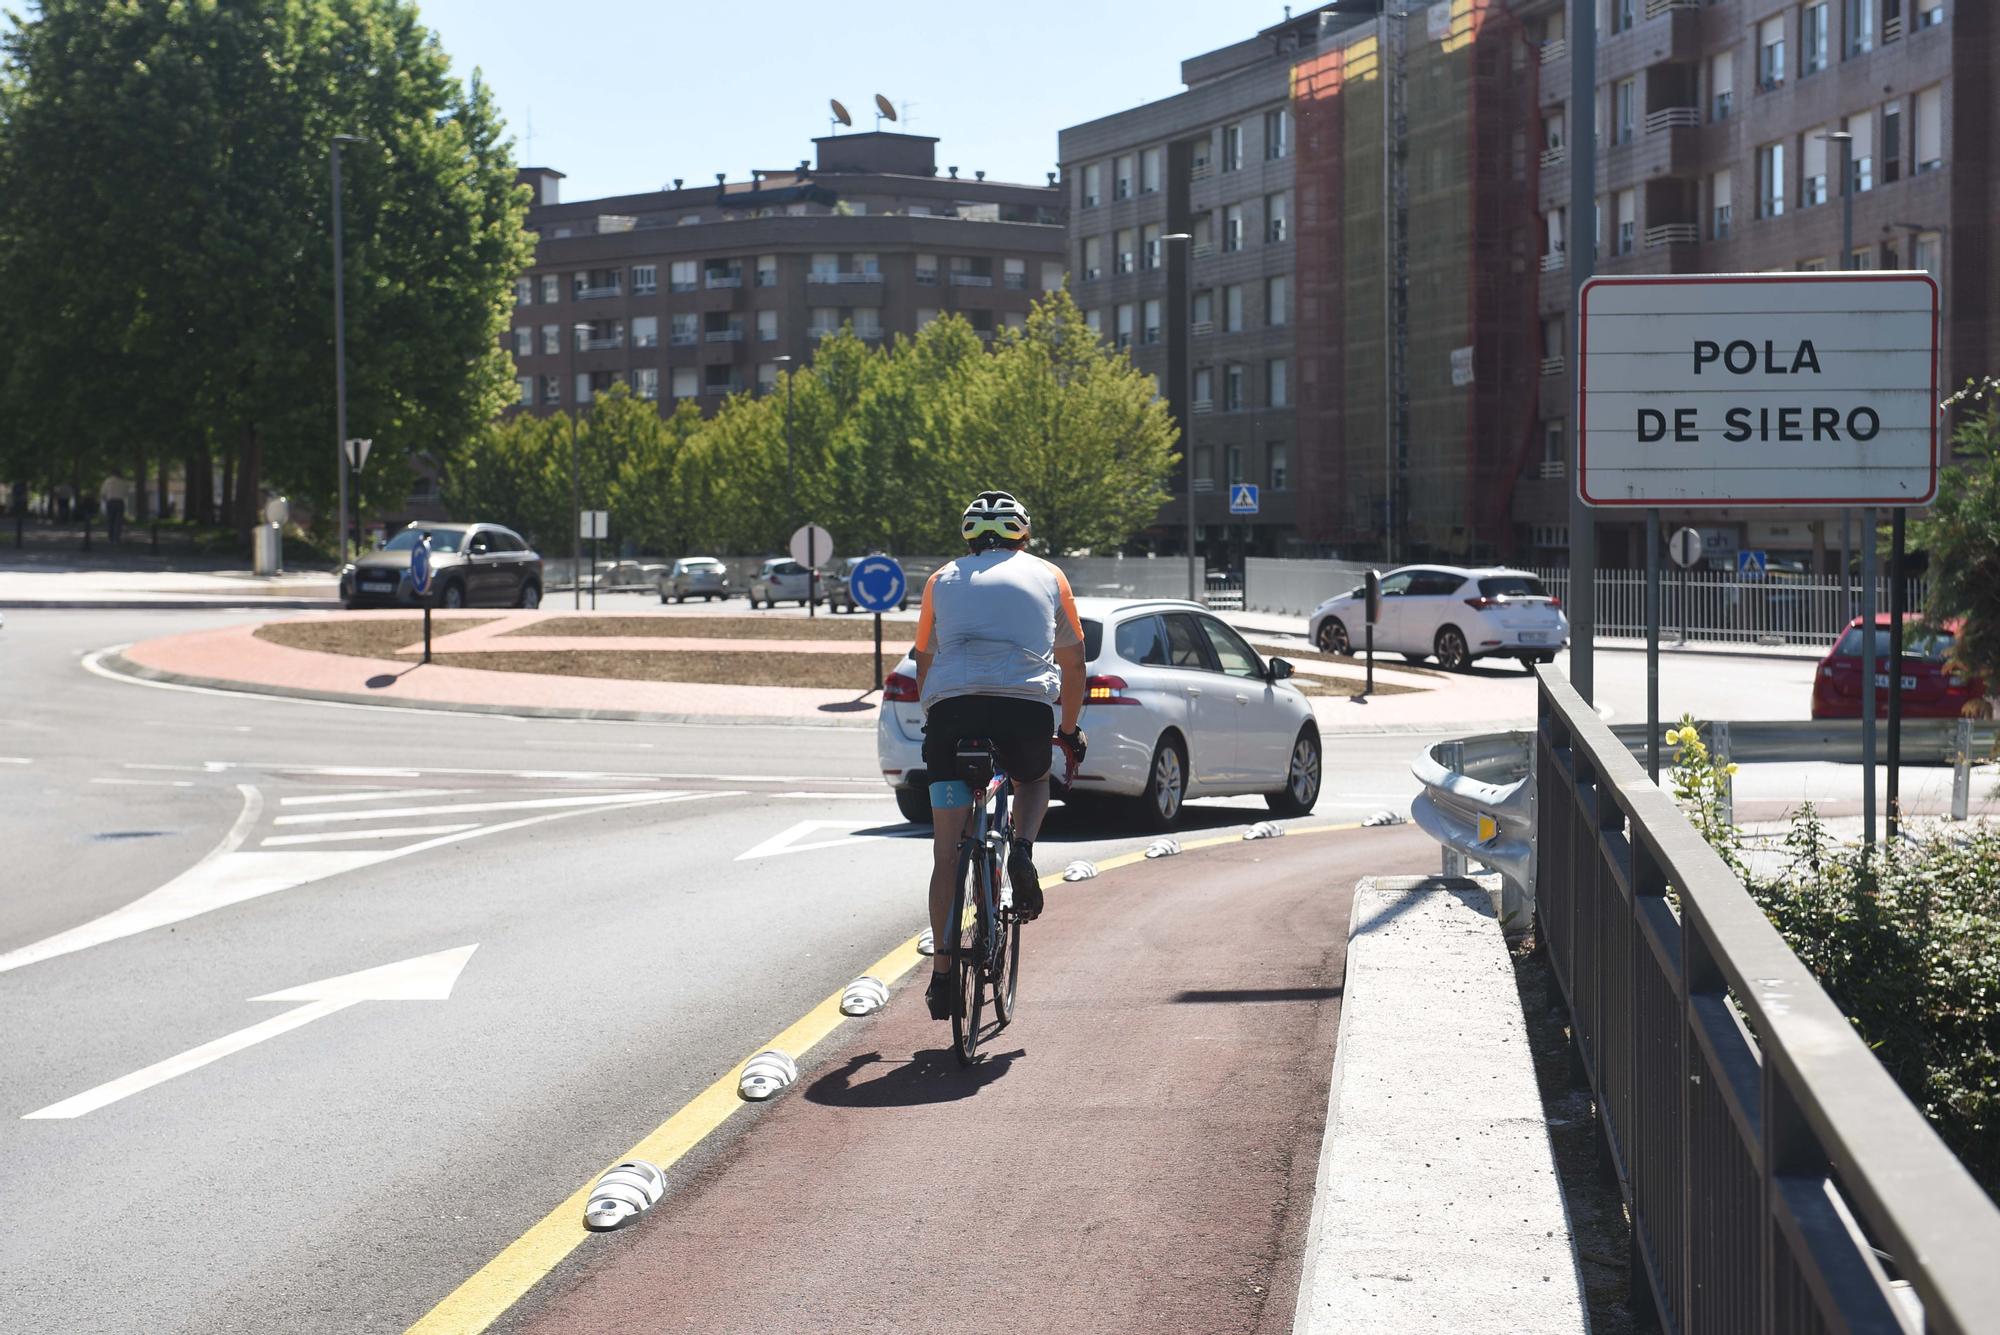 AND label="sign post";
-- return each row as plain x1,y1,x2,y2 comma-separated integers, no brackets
1668,526,1701,645
581,510,608,610
1359,569,1382,703
848,554,907,692
1579,271,1940,837
345,438,372,560
789,524,834,621
1646,510,1661,780
409,531,435,663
